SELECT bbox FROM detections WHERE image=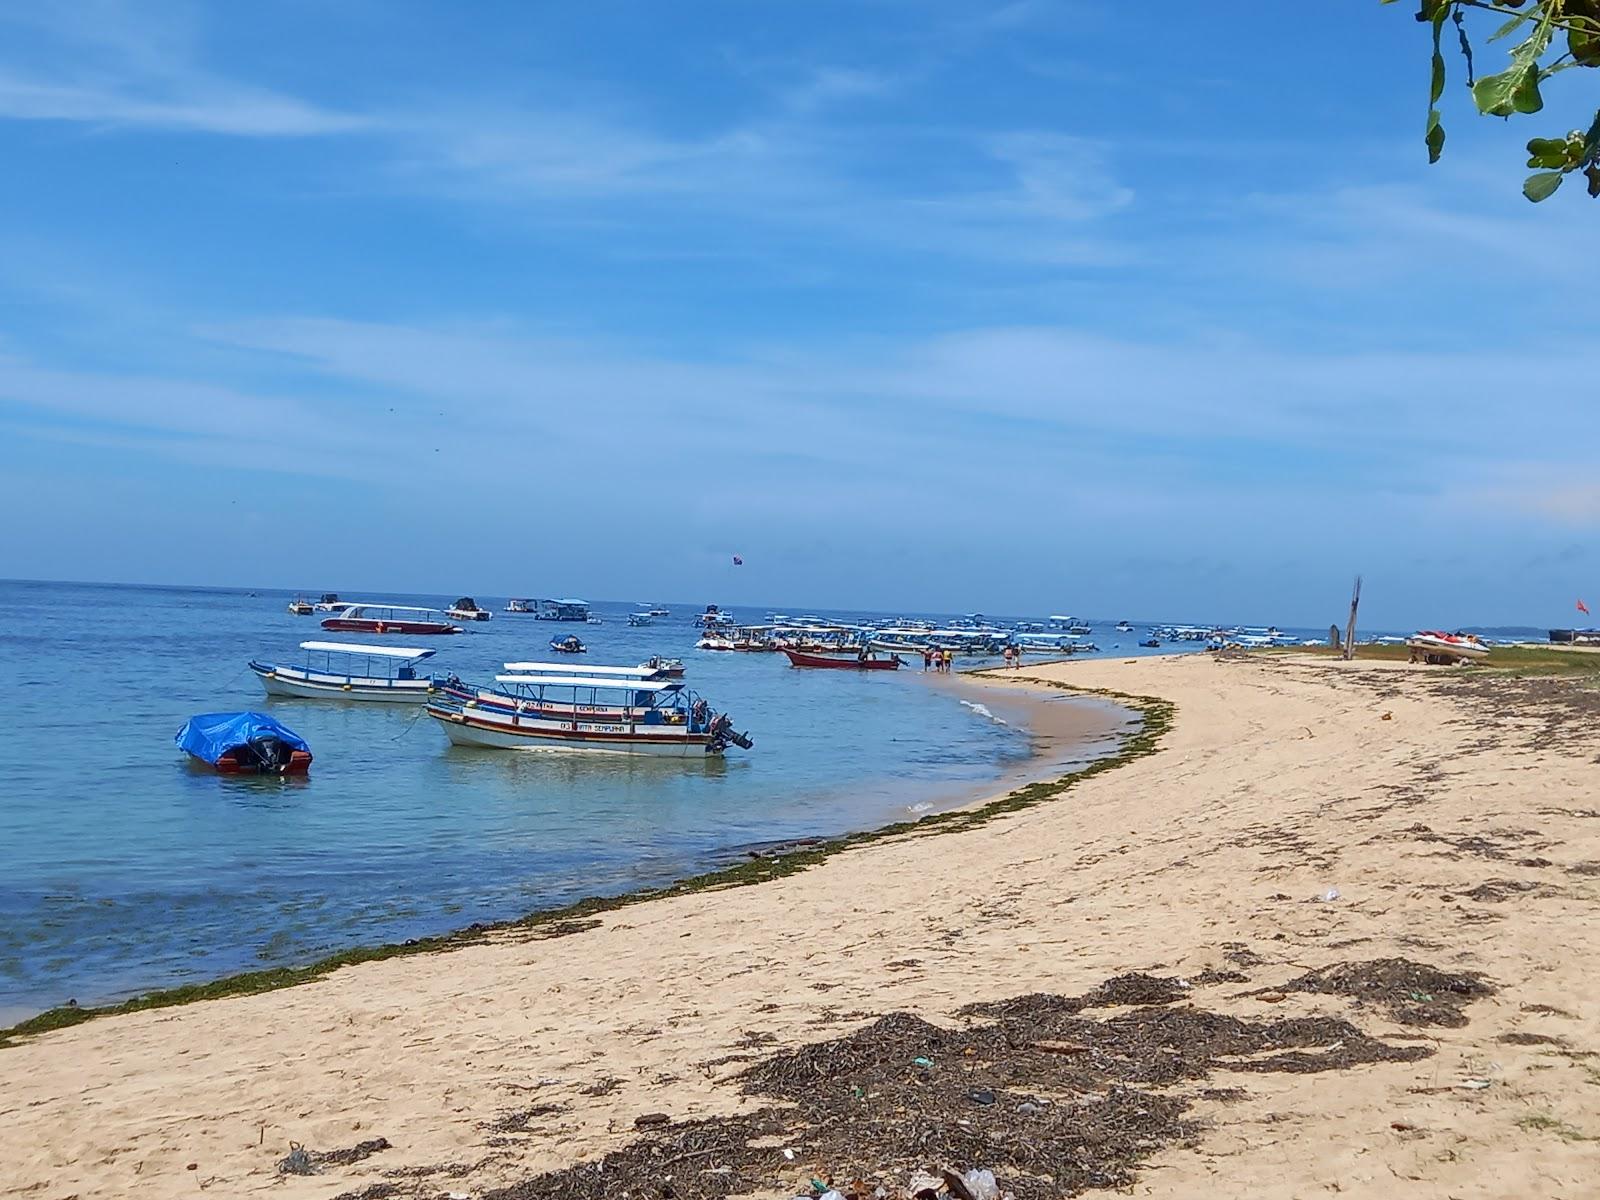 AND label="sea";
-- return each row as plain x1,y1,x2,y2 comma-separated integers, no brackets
0,580,1516,1023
